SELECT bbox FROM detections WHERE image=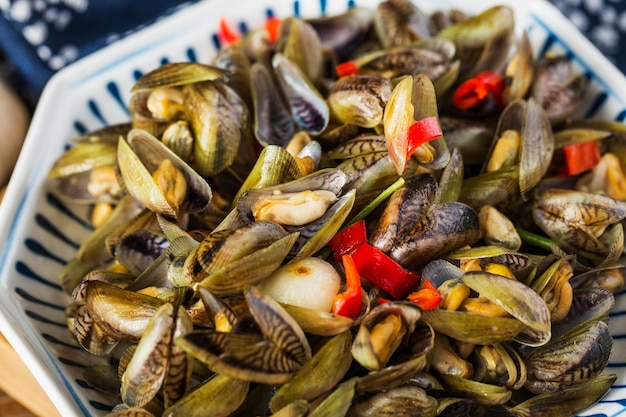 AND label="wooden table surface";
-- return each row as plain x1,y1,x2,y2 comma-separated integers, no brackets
0,186,61,416
0,335,61,416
